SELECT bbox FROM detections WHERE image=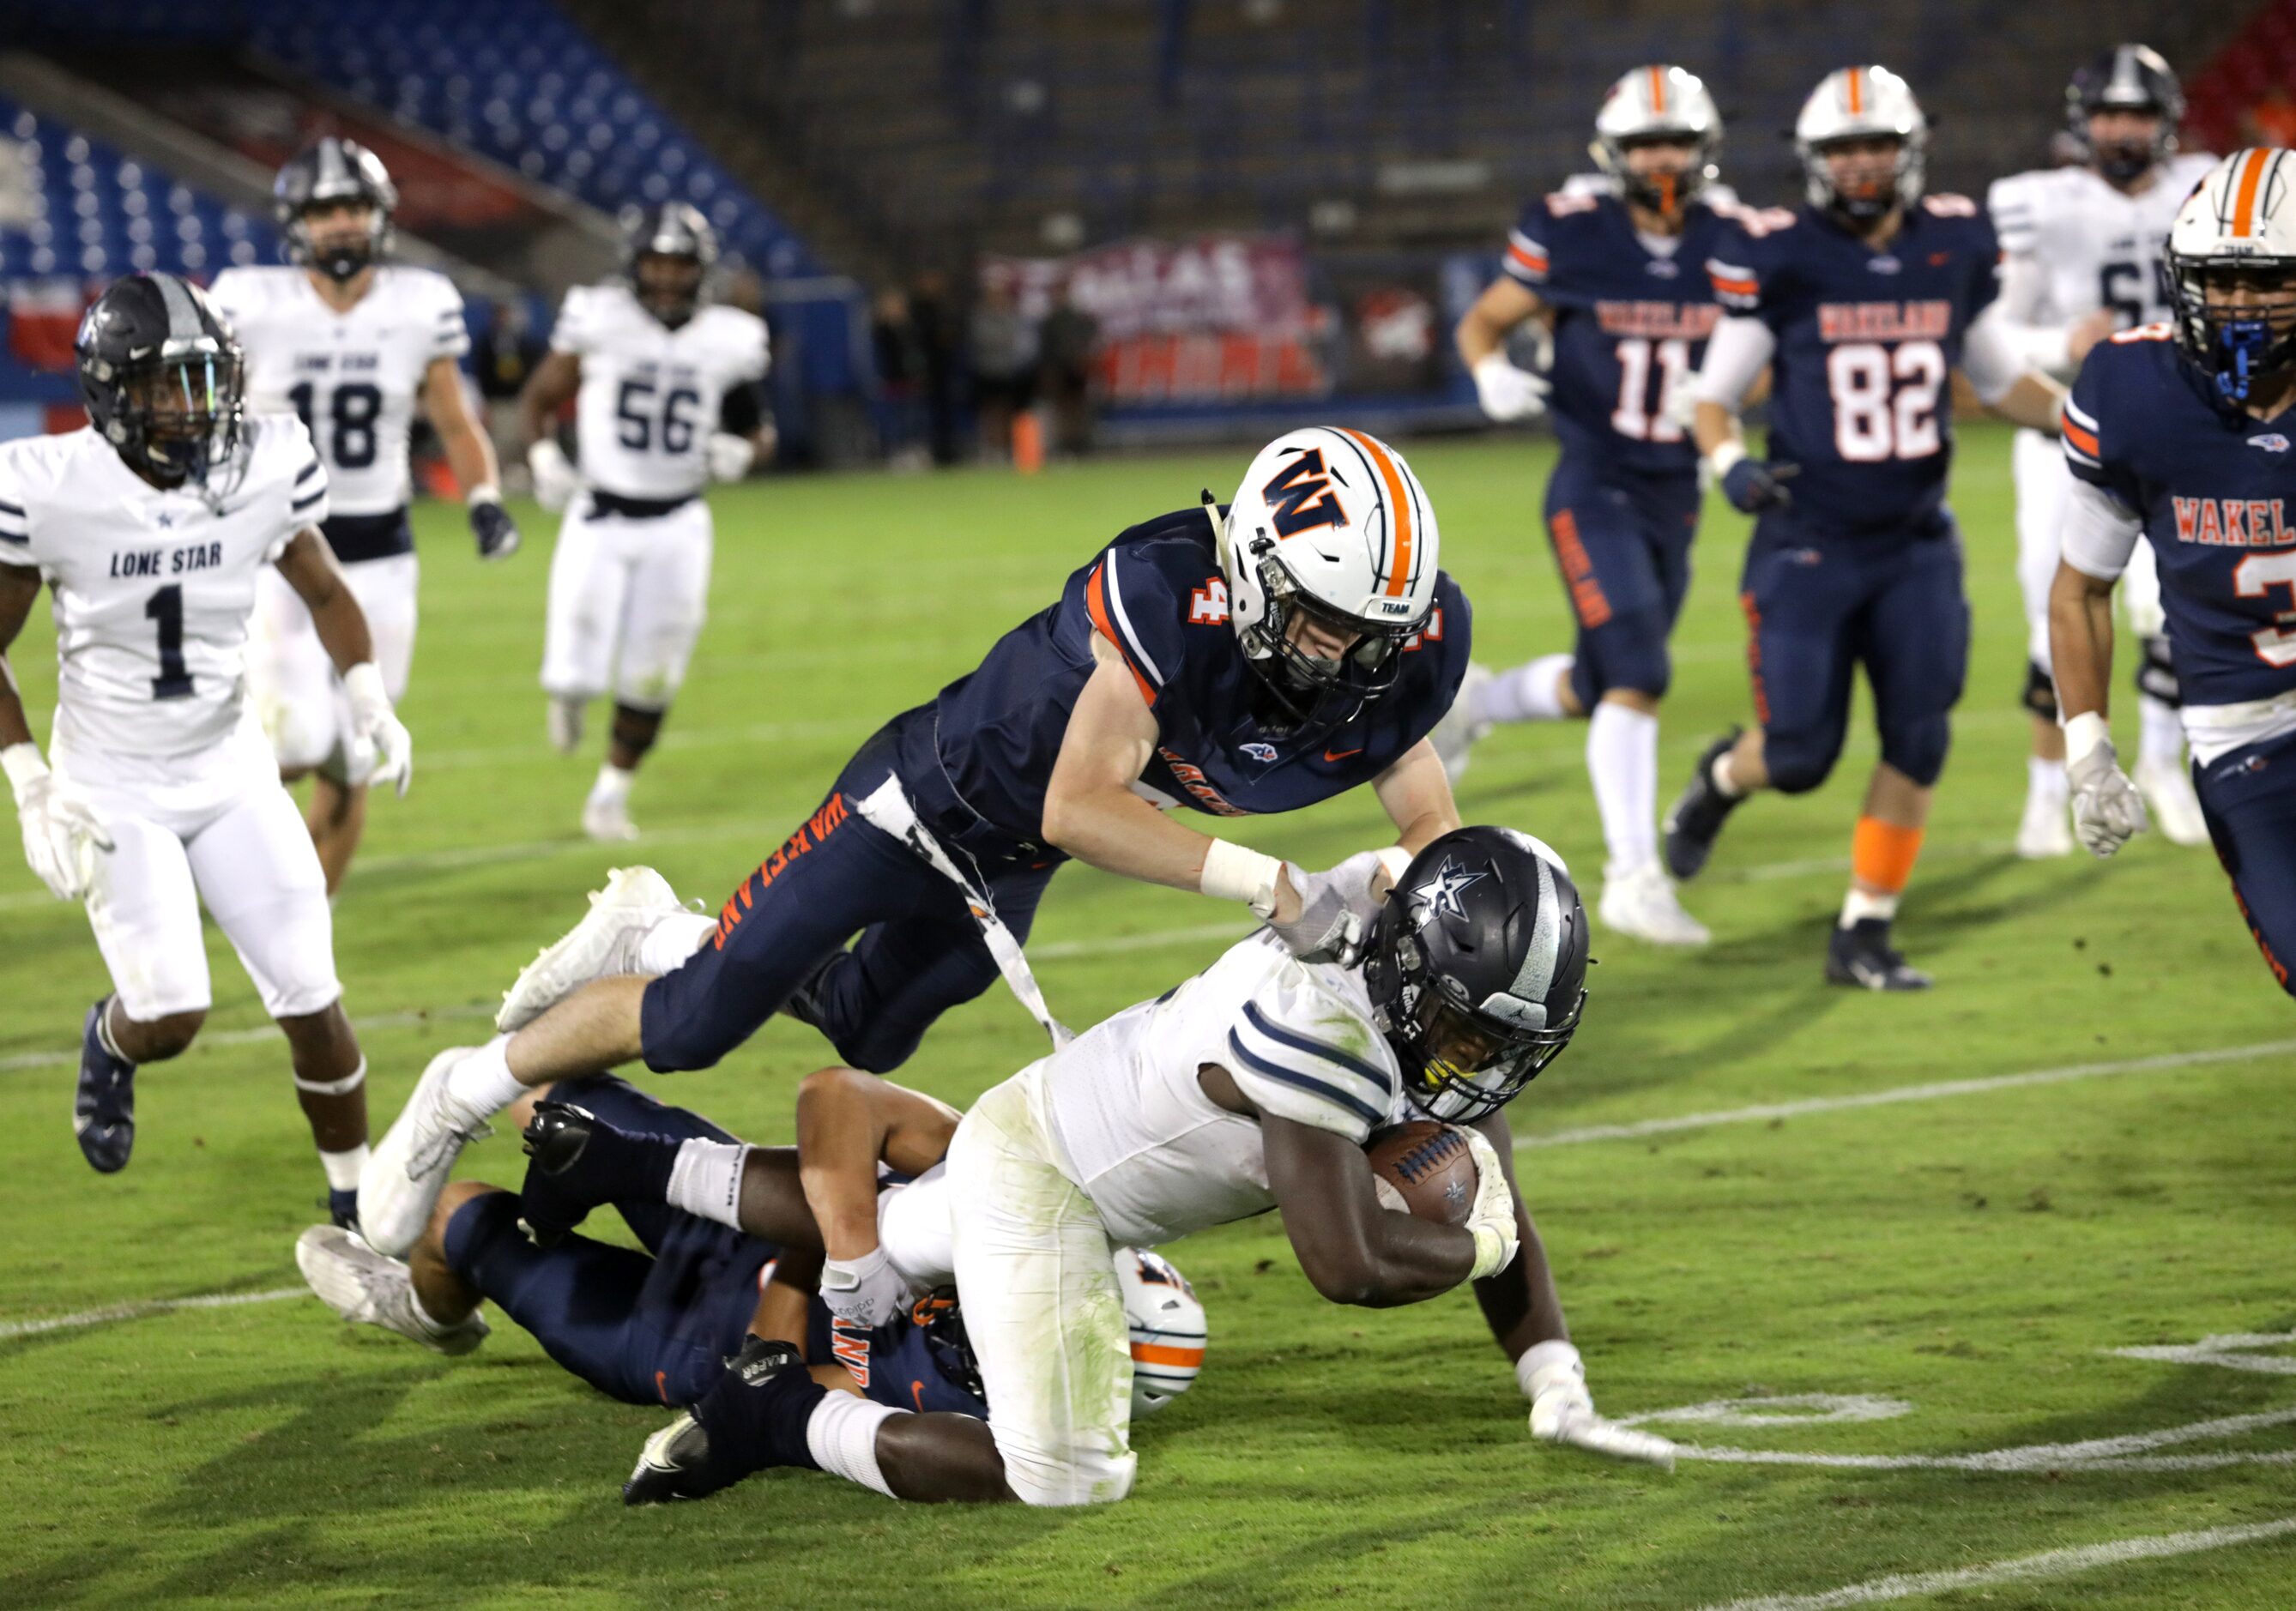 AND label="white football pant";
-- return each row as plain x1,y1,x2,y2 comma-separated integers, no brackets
540,497,713,711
